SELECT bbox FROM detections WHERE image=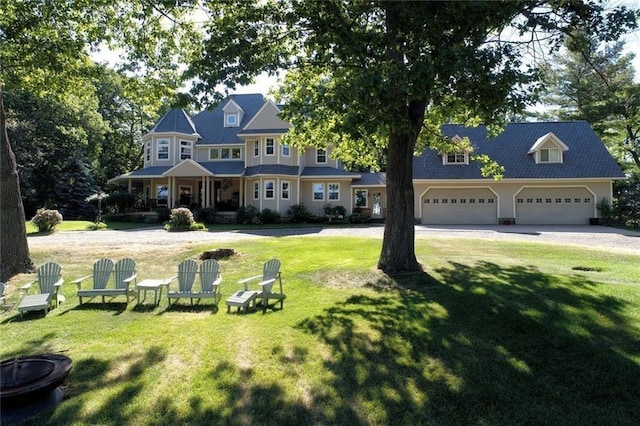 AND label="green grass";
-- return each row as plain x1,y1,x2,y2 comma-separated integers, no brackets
26,221,160,234
2,236,639,425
